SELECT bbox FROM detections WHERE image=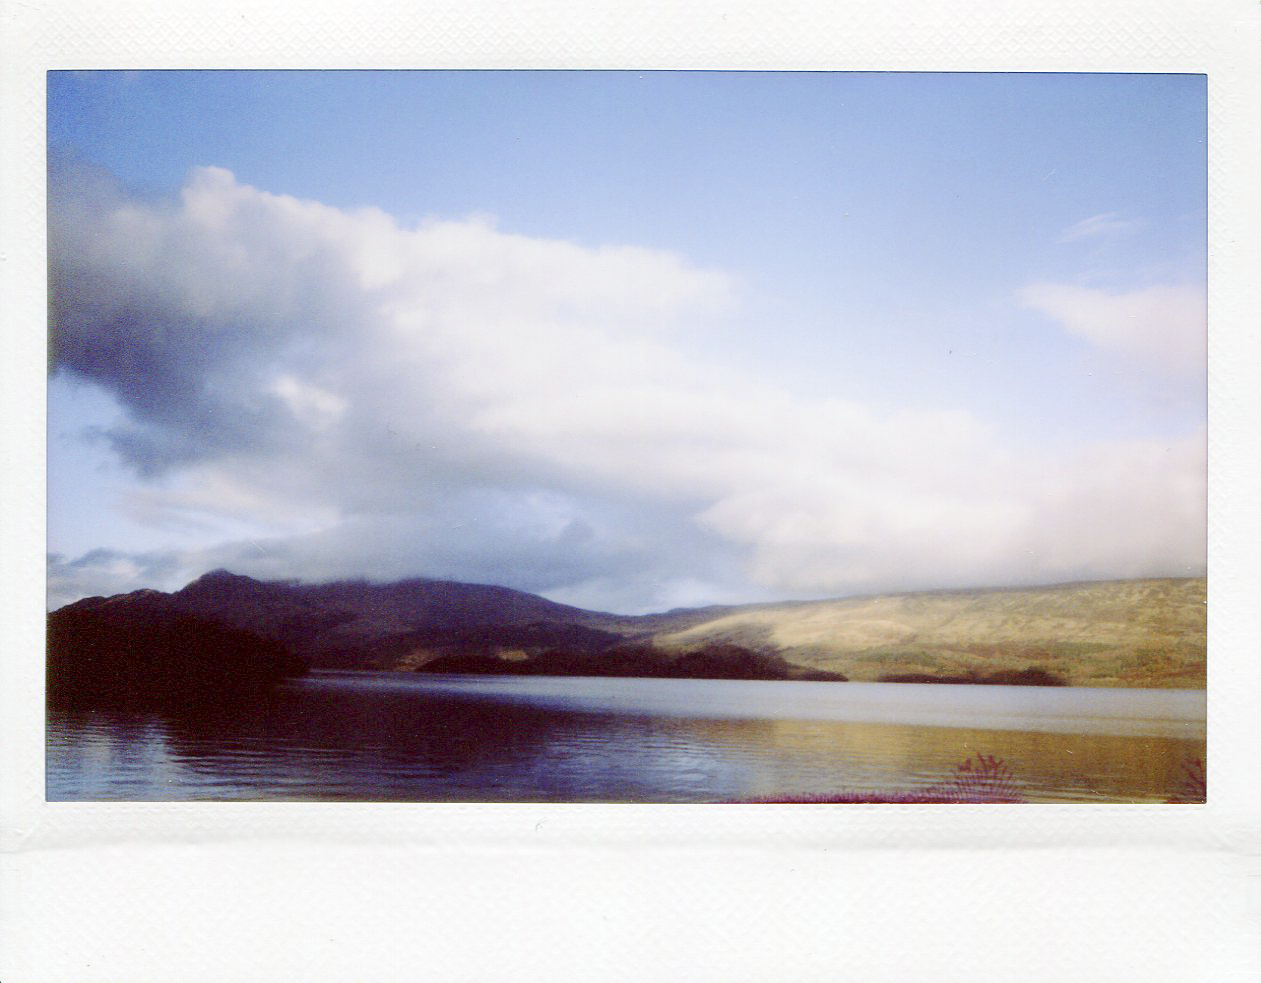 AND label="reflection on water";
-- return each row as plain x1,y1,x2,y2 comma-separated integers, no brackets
47,671,1207,803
